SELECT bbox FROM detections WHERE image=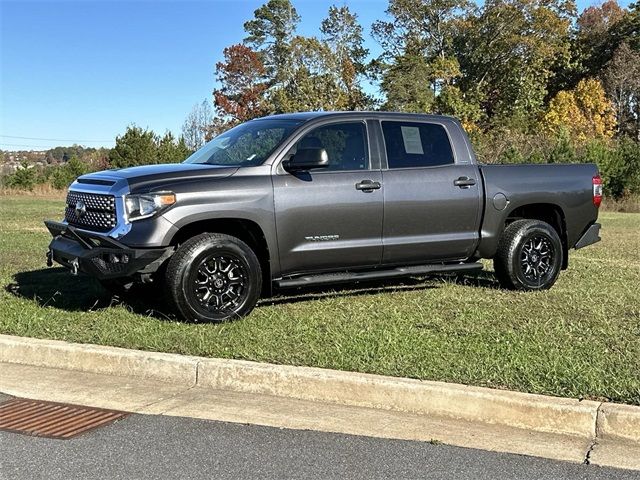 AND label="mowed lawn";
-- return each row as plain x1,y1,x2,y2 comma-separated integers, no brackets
1,195,639,405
